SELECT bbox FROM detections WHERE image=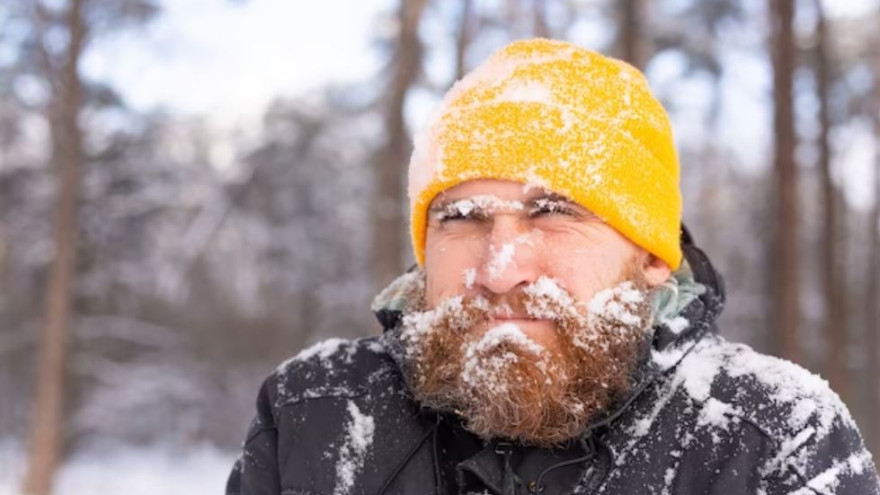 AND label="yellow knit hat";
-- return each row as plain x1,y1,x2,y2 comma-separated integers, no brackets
408,38,682,269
